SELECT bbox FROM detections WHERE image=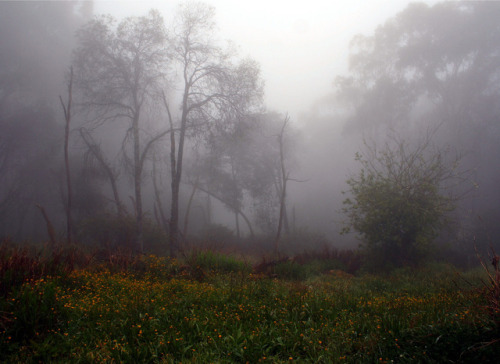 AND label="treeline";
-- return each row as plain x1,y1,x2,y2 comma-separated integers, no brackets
0,2,299,257
1,1,500,268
